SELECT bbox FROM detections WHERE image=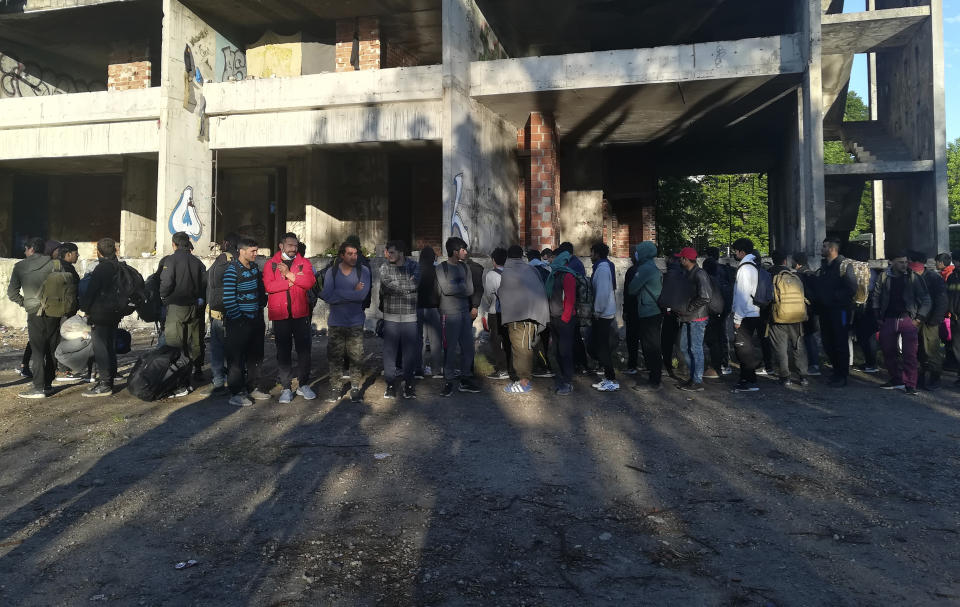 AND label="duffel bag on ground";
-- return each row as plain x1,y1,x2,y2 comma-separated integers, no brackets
127,346,192,402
